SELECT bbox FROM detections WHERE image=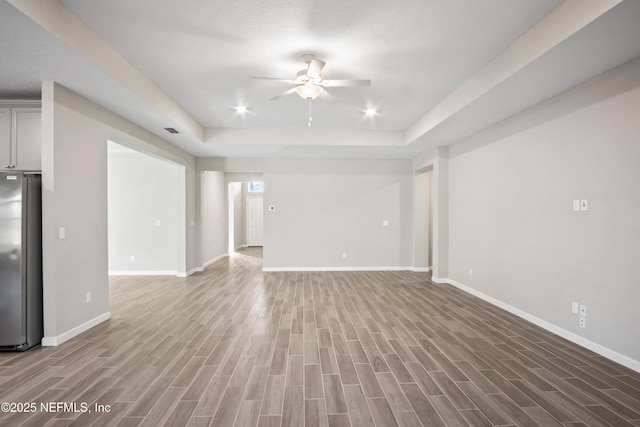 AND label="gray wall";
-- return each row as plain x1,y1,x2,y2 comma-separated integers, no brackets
108,145,181,273
443,59,640,363
197,158,413,270
232,182,244,250
200,171,227,265
41,82,196,343
263,170,412,269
